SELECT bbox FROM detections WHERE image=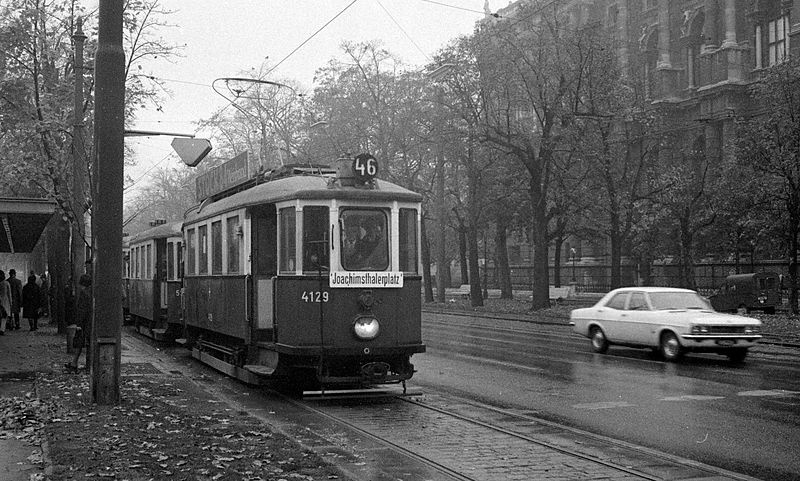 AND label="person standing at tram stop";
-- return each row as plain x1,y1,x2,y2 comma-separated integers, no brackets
8,269,23,330
66,273,92,371
22,274,42,331
0,271,11,335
